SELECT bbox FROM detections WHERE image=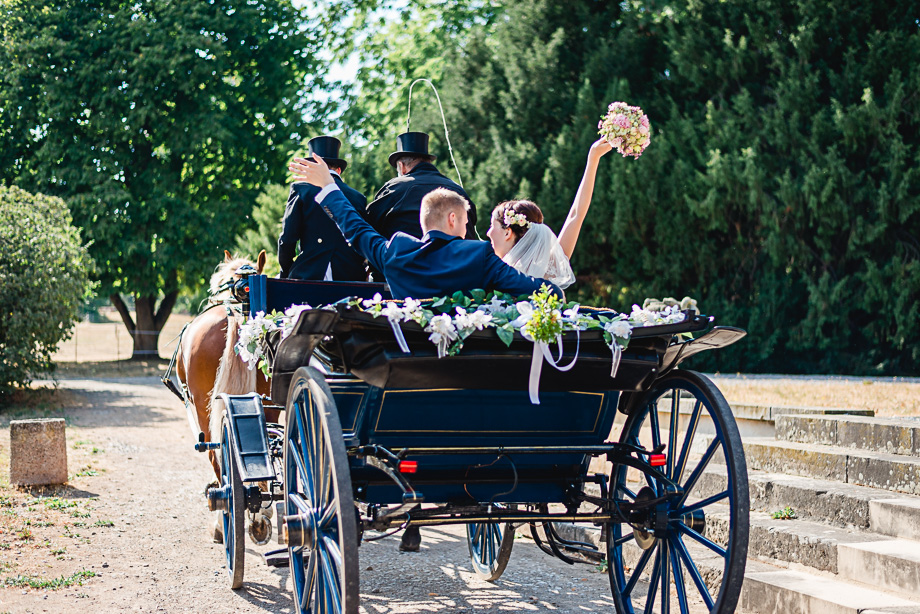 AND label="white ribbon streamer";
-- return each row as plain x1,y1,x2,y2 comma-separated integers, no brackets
609,343,622,378
527,332,581,405
389,318,411,354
